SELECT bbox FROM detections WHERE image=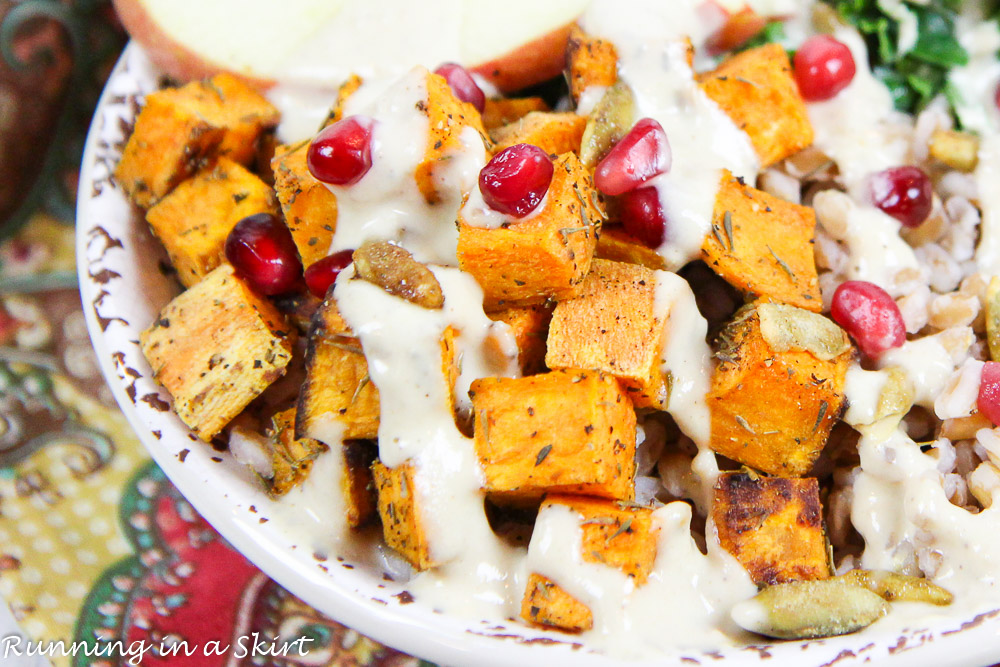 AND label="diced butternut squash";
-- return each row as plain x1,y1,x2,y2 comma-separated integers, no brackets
296,295,380,444
146,157,279,287
114,92,224,208
488,304,553,376
470,369,636,505
179,73,281,165
522,495,657,632
702,170,821,311
418,70,490,204
372,460,433,570
708,302,852,476
482,97,550,131
321,74,364,128
546,259,668,409
566,24,618,104
342,439,378,529
698,44,813,167
595,226,667,271
272,141,338,268
490,112,588,156
458,152,603,310
713,472,830,585
267,407,327,496
140,264,294,441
